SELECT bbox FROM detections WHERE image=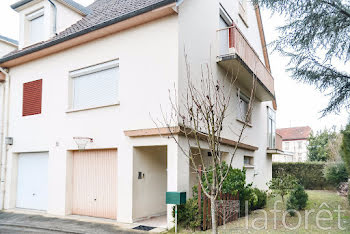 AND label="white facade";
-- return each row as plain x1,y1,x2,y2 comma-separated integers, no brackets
0,0,276,229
